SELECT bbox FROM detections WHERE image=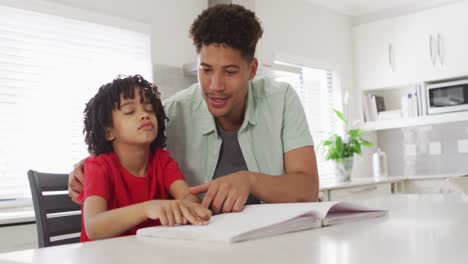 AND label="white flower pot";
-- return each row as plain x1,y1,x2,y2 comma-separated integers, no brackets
333,156,354,182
